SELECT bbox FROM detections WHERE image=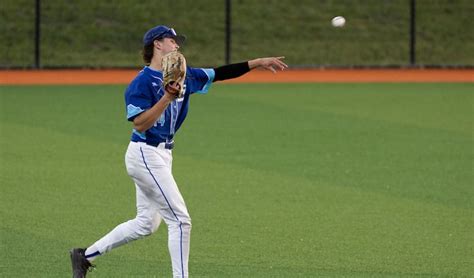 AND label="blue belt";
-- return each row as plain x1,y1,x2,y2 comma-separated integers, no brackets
133,140,174,150
150,141,174,150
160,141,174,150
